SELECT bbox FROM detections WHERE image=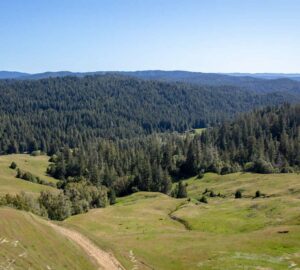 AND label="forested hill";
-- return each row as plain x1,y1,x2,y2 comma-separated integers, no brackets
2,70,300,94
122,71,300,94
0,75,299,155
47,103,300,198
